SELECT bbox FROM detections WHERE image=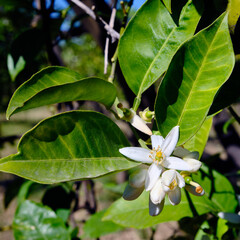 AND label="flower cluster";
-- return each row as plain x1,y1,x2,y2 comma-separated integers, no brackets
119,126,204,216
